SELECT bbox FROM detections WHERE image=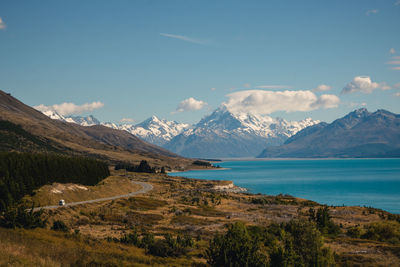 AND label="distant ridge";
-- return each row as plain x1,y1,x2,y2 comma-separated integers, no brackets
257,108,400,158
0,91,191,168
